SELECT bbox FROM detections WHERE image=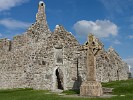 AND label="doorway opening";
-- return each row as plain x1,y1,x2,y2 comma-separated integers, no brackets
56,68,63,90
117,70,119,80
